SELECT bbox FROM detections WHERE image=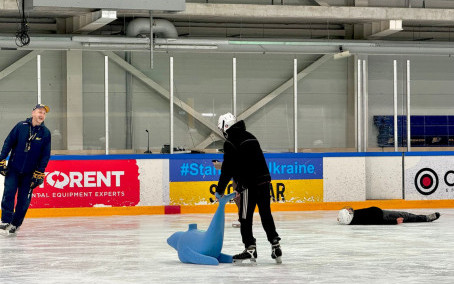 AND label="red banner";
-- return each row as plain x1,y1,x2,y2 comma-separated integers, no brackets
29,159,140,208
